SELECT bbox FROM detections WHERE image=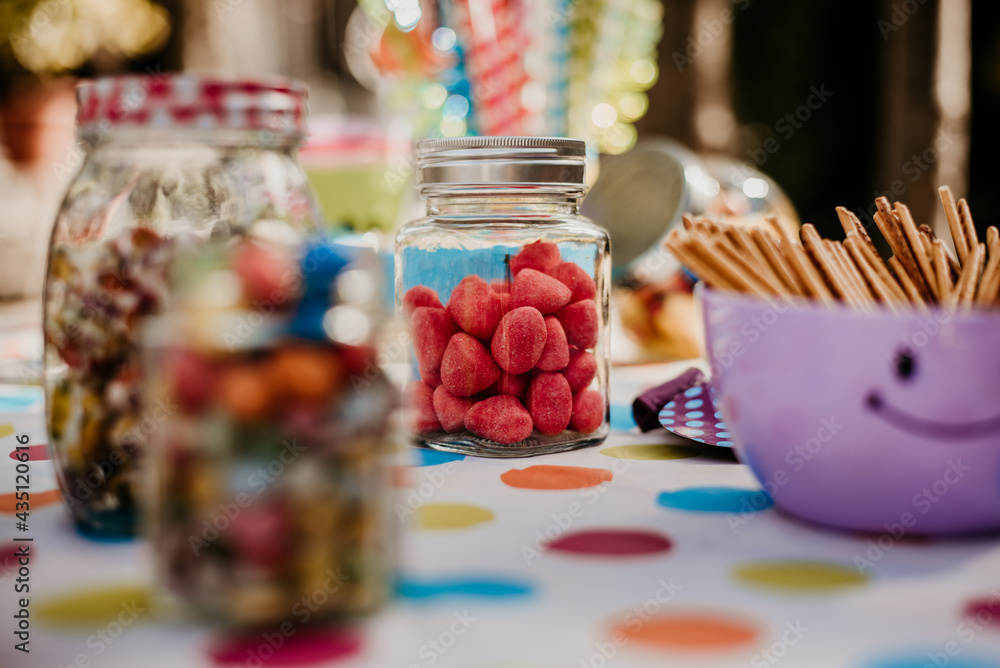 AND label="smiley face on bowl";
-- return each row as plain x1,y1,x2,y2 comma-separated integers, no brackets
701,287,1000,533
